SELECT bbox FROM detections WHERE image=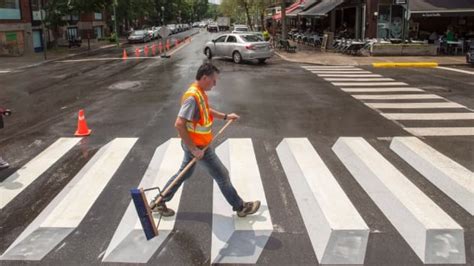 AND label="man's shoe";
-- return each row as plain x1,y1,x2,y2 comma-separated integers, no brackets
237,201,261,217
150,201,175,217
0,157,9,169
